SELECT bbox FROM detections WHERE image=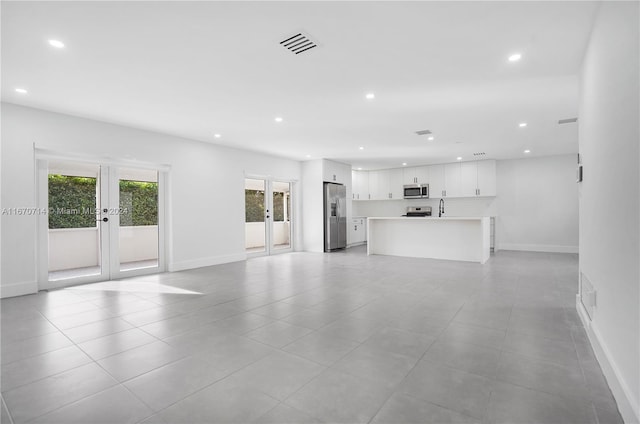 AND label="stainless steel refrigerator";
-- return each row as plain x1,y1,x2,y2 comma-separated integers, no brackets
324,182,347,252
